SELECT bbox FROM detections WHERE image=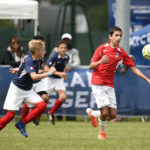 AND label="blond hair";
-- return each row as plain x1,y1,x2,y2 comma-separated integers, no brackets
28,40,45,54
